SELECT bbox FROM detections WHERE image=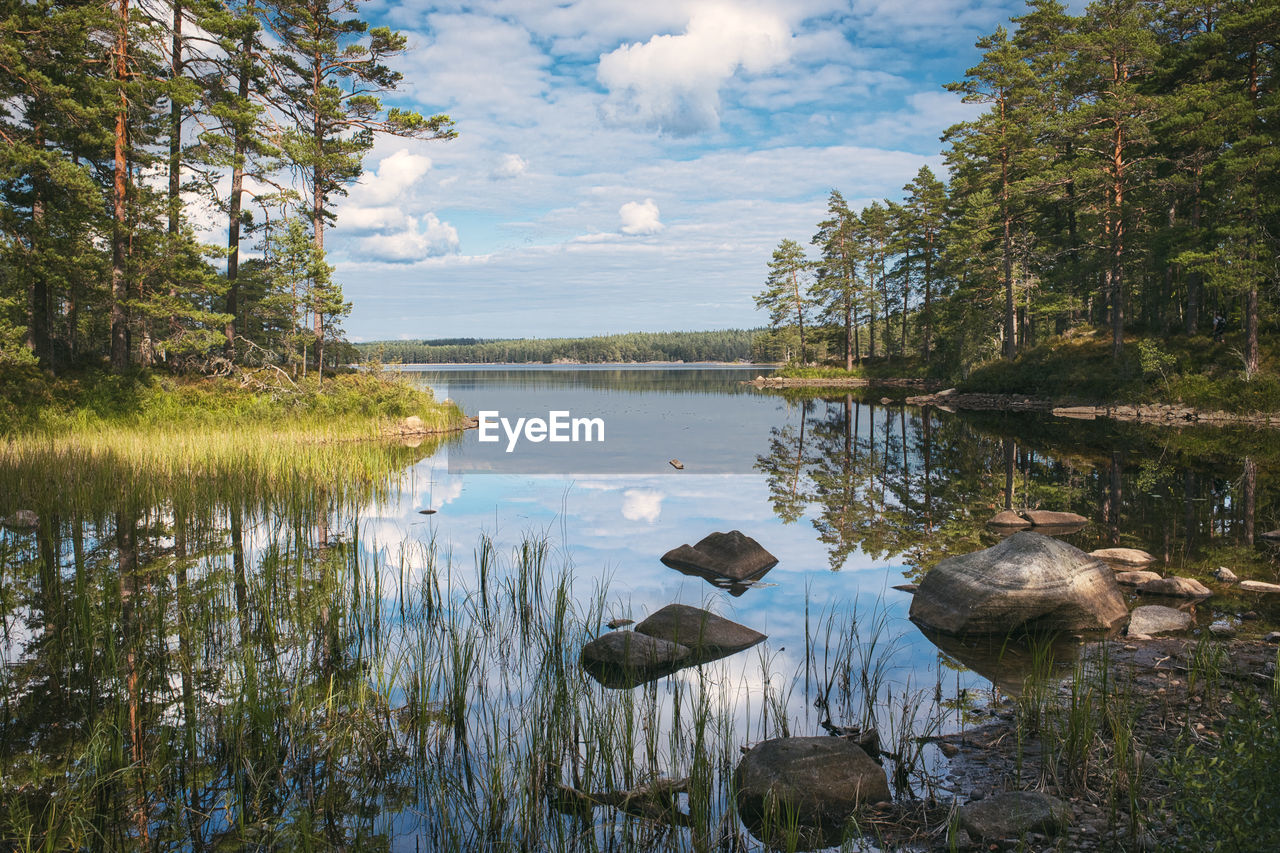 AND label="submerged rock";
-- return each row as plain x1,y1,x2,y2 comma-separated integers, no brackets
1090,547,1156,567
1137,576,1211,598
958,791,1072,840
910,531,1128,635
736,736,890,849
1128,605,1192,637
1021,509,1089,527
1115,570,1163,586
988,510,1031,529
580,630,690,671
2,509,38,530
660,531,778,582
634,603,766,658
